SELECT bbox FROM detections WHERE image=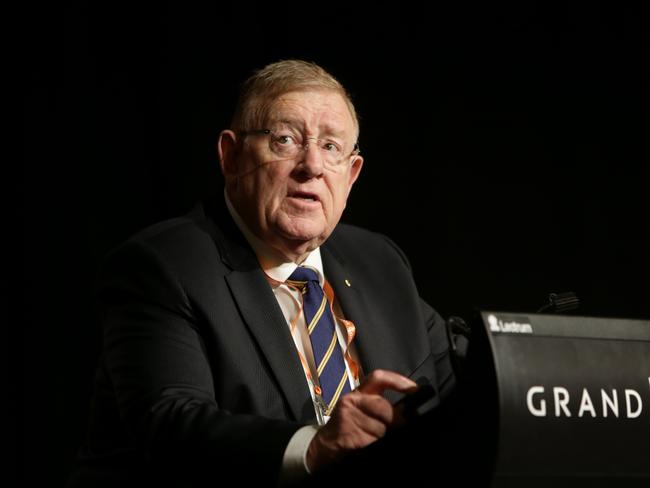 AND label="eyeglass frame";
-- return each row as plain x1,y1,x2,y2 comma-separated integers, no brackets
239,128,361,168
